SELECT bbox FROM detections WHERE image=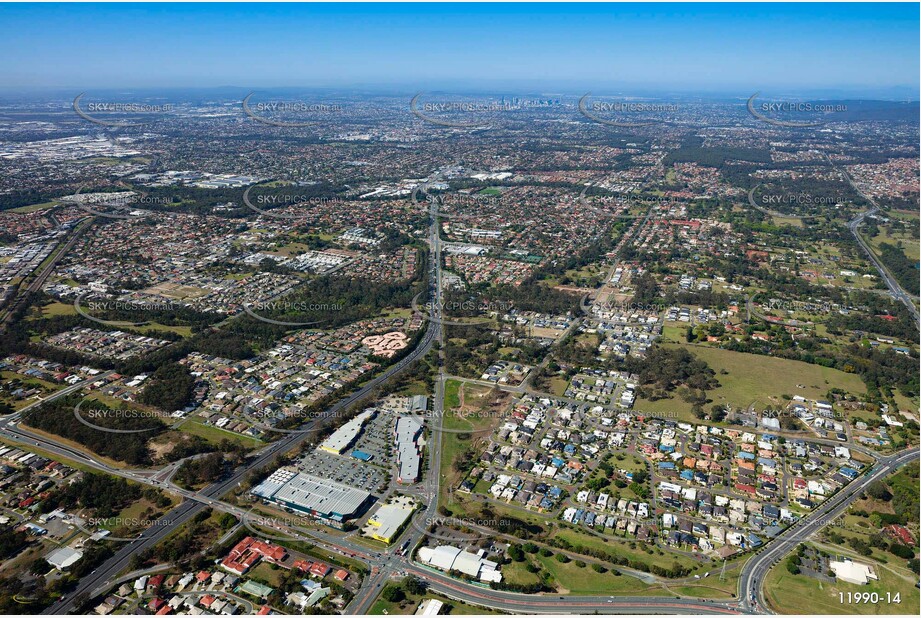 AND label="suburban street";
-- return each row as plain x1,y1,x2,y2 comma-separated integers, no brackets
739,447,919,613
1,187,913,616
